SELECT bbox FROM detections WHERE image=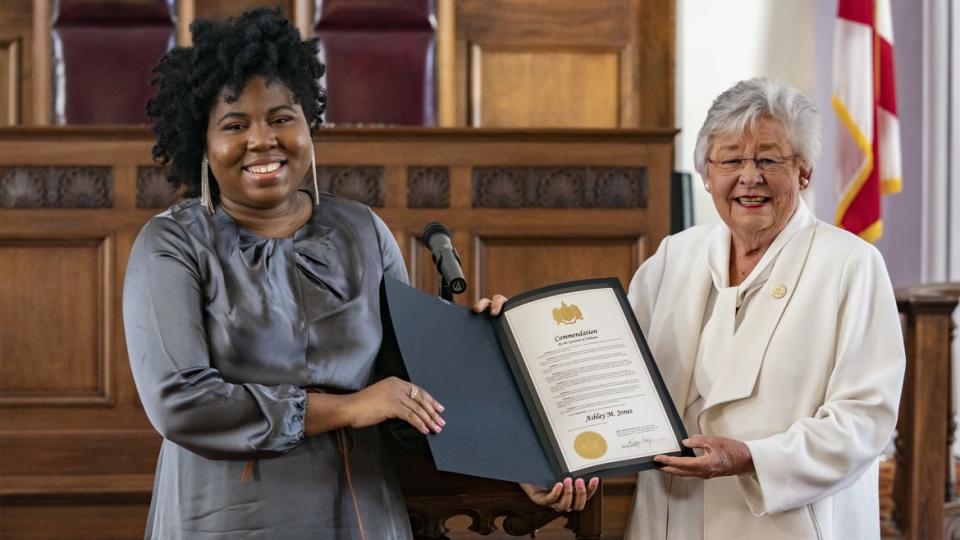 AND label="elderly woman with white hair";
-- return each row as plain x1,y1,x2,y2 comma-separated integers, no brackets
478,78,905,539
